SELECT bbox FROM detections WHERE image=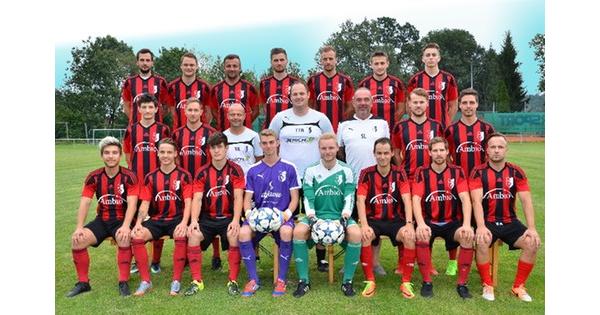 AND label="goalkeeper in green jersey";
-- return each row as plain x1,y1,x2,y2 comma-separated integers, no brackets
292,133,362,298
